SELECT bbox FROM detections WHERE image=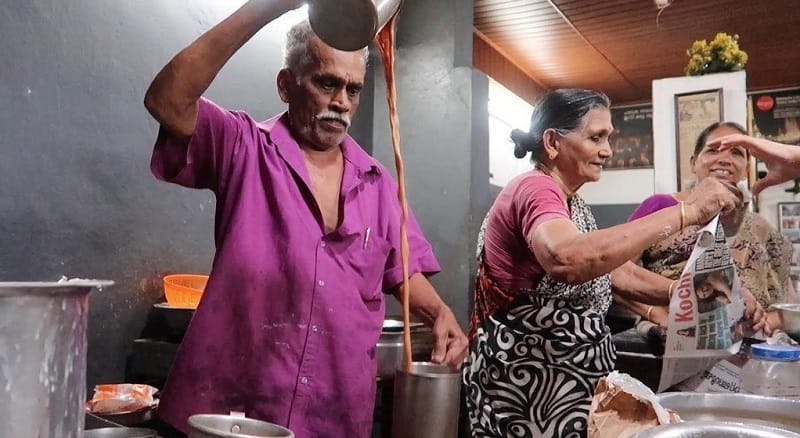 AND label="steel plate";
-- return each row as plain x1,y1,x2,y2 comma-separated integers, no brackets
657,393,800,433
